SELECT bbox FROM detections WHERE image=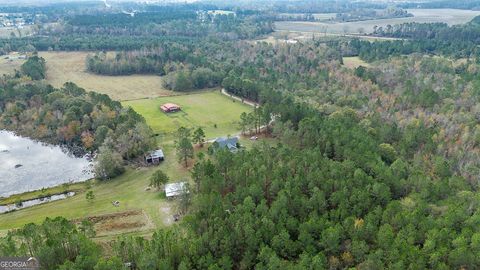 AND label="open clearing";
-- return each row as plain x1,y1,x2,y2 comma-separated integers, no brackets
0,55,23,75
0,91,268,236
275,9,480,35
0,51,175,101
123,91,253,139
38,51,174,101
343,56,370,69
0,98,258,234
76,210,155,238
